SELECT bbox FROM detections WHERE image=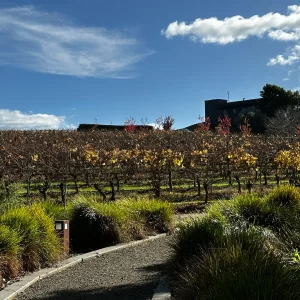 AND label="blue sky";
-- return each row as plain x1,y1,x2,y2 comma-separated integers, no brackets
0,0,300,129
